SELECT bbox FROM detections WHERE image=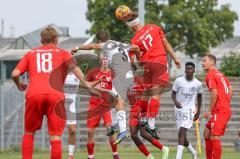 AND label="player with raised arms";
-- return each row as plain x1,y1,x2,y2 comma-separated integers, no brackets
118,7,181,140
71,31,140,144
